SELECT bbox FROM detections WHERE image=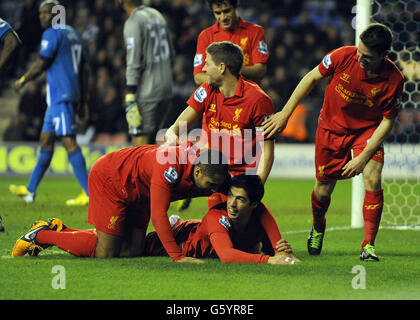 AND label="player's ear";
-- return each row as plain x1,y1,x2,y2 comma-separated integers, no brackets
219,62,226,75
250,201,258,210
194,165,202,178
